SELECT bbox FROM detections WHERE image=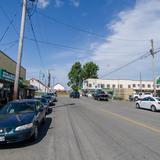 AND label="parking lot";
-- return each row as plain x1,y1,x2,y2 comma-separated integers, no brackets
1,96,160,160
